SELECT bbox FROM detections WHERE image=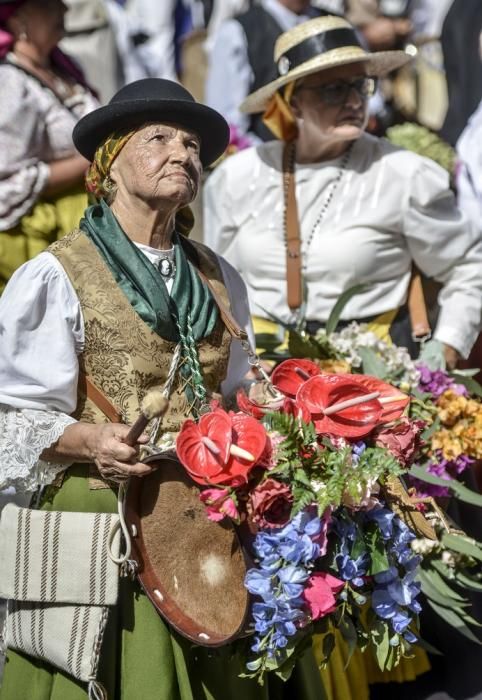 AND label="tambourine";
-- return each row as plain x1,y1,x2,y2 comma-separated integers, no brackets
125,454,251,647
